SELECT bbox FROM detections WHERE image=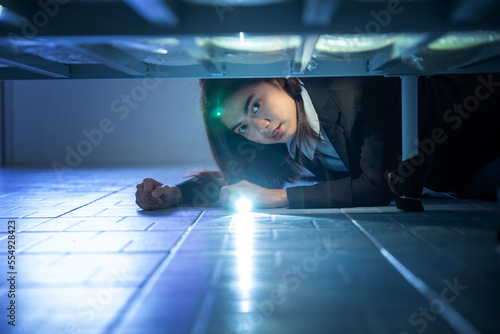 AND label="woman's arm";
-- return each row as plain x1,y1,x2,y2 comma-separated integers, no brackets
175,171,226,207
219,180,289,208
